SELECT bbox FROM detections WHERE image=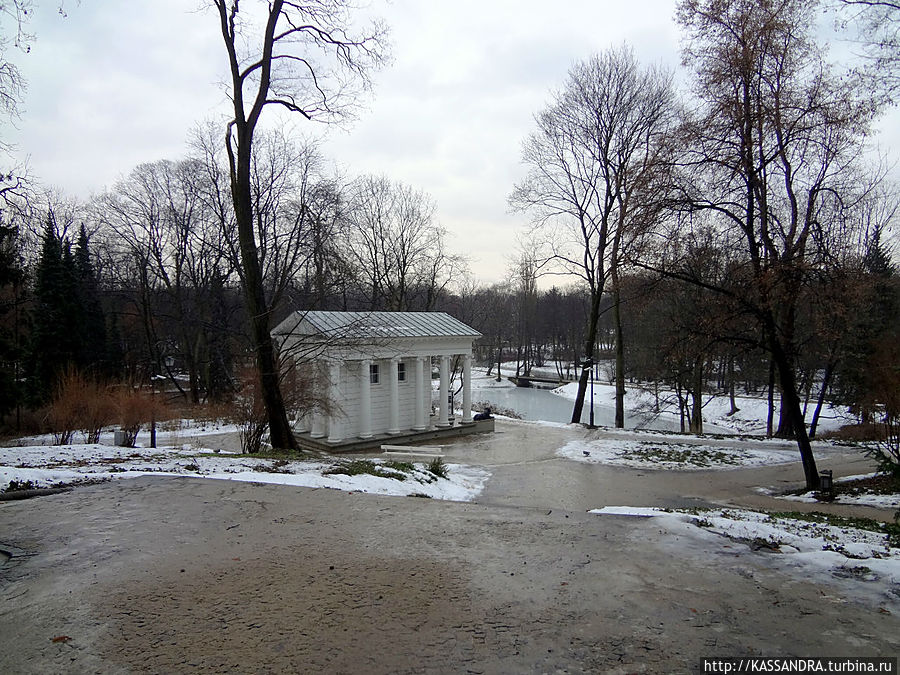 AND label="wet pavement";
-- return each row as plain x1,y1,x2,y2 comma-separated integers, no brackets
1,420,897,673
437,419,889,520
